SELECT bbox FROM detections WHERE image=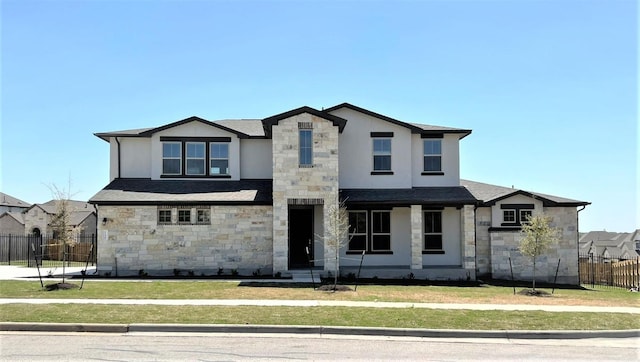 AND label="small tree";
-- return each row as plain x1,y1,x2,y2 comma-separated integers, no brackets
48,183,81,284
519,214,560,292
321,199,351,290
